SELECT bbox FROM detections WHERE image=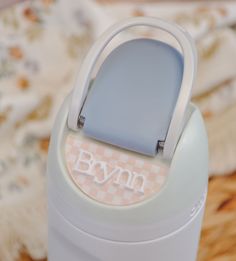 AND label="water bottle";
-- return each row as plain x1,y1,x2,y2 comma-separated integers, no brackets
47,17,208,261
